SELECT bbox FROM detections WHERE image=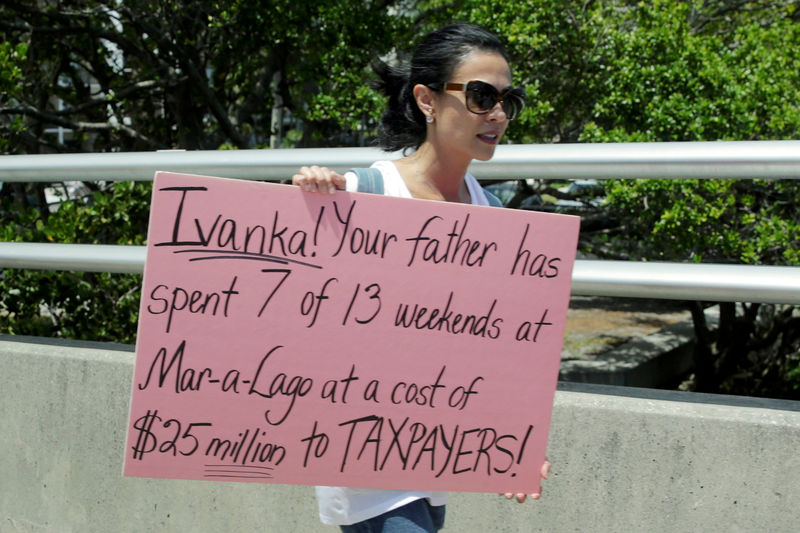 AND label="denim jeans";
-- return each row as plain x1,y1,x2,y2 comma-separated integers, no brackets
339,500,446,533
